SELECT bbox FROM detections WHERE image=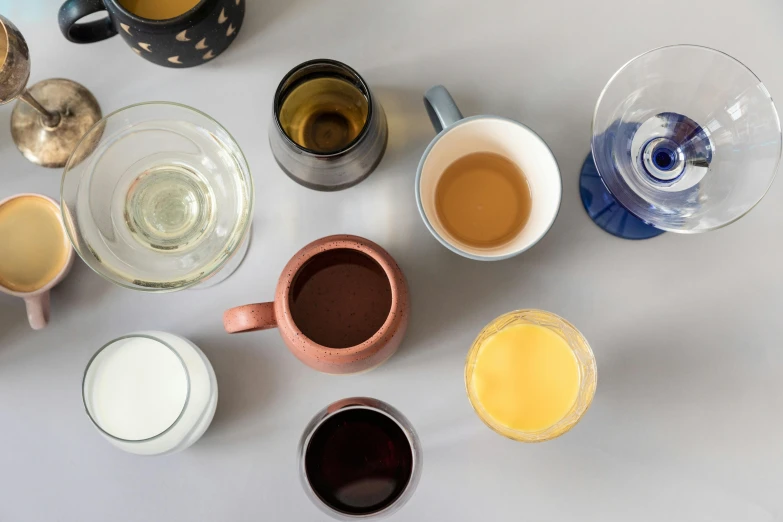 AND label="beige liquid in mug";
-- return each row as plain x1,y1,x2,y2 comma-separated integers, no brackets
118,0,201,20
435,152,532,248
0,196,69,293
278,77,369,153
